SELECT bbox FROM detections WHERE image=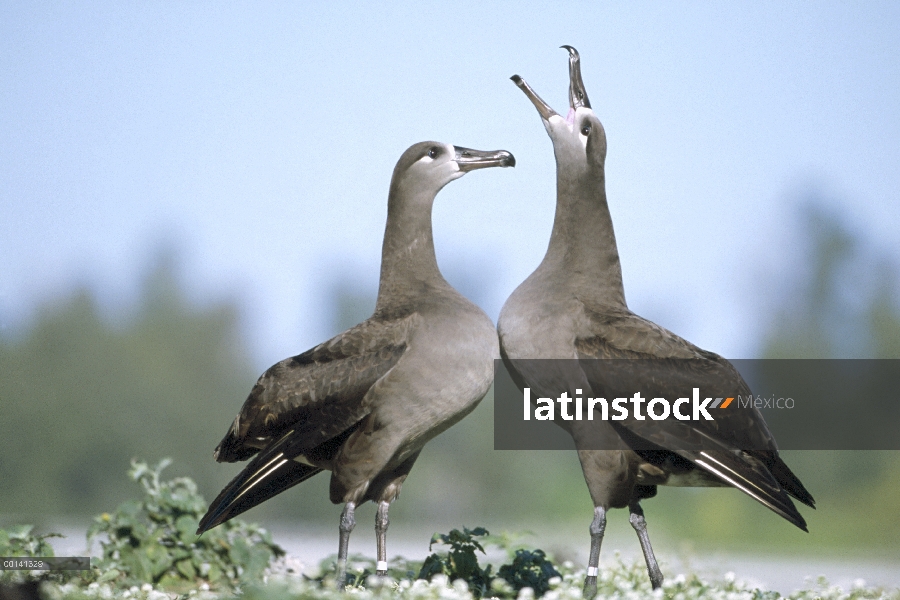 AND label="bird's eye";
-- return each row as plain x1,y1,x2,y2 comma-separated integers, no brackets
581,123,591,136
428,147,440,159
